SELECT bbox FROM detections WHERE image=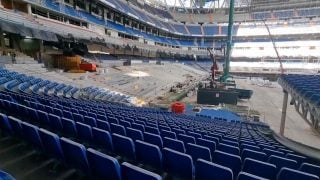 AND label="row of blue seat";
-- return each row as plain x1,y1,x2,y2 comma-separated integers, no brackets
1,97,320,180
